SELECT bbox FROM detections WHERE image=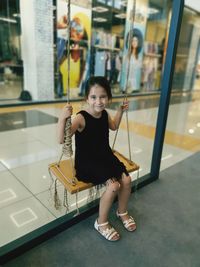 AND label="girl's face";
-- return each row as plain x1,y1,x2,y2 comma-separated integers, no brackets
71,18,84,42
132,36,139,48
86,85,109,115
